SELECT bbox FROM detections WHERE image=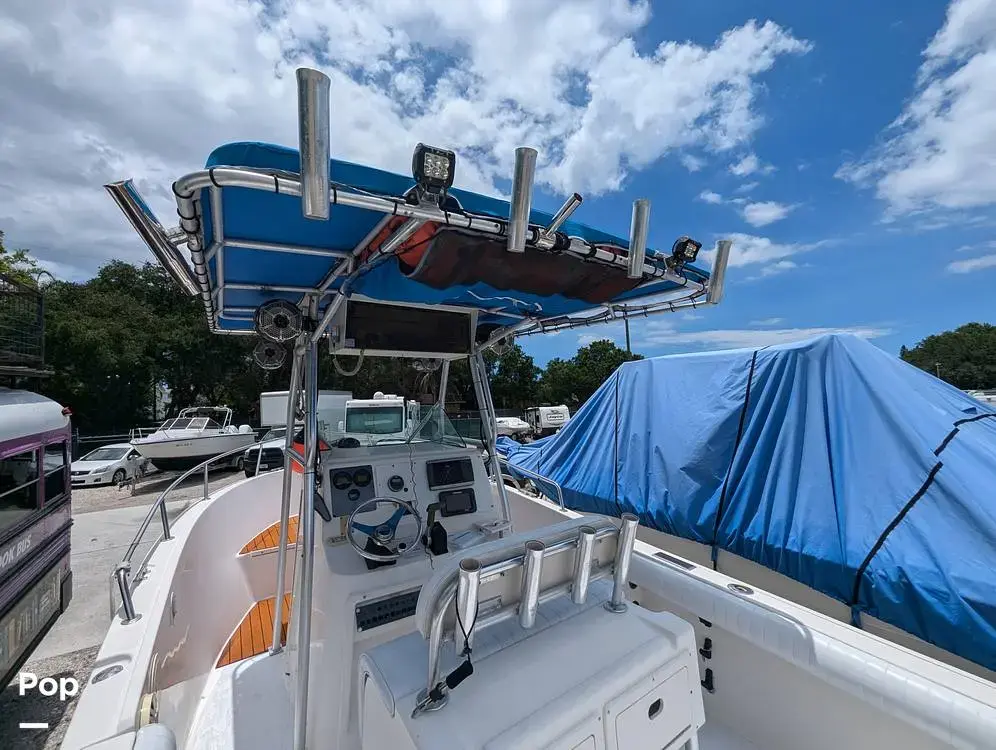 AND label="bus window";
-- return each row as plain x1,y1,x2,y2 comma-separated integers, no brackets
0,449,40,533
43,442,68,504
